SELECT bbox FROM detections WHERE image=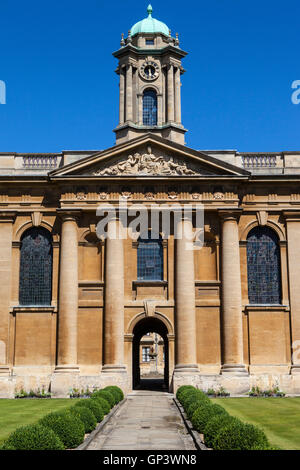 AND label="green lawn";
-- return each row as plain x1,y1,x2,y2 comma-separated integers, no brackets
211,397,300,450
0,399,79,444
